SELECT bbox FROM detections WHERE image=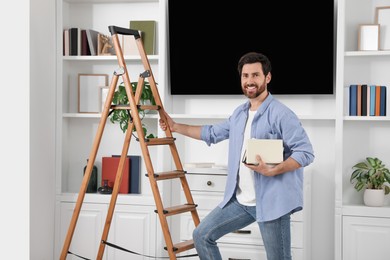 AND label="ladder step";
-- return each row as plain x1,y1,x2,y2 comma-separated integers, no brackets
156,204,198,216
110,104,161,111
142,137,176,146
164,239,195,254
146,170,186,180
138,104,161,111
